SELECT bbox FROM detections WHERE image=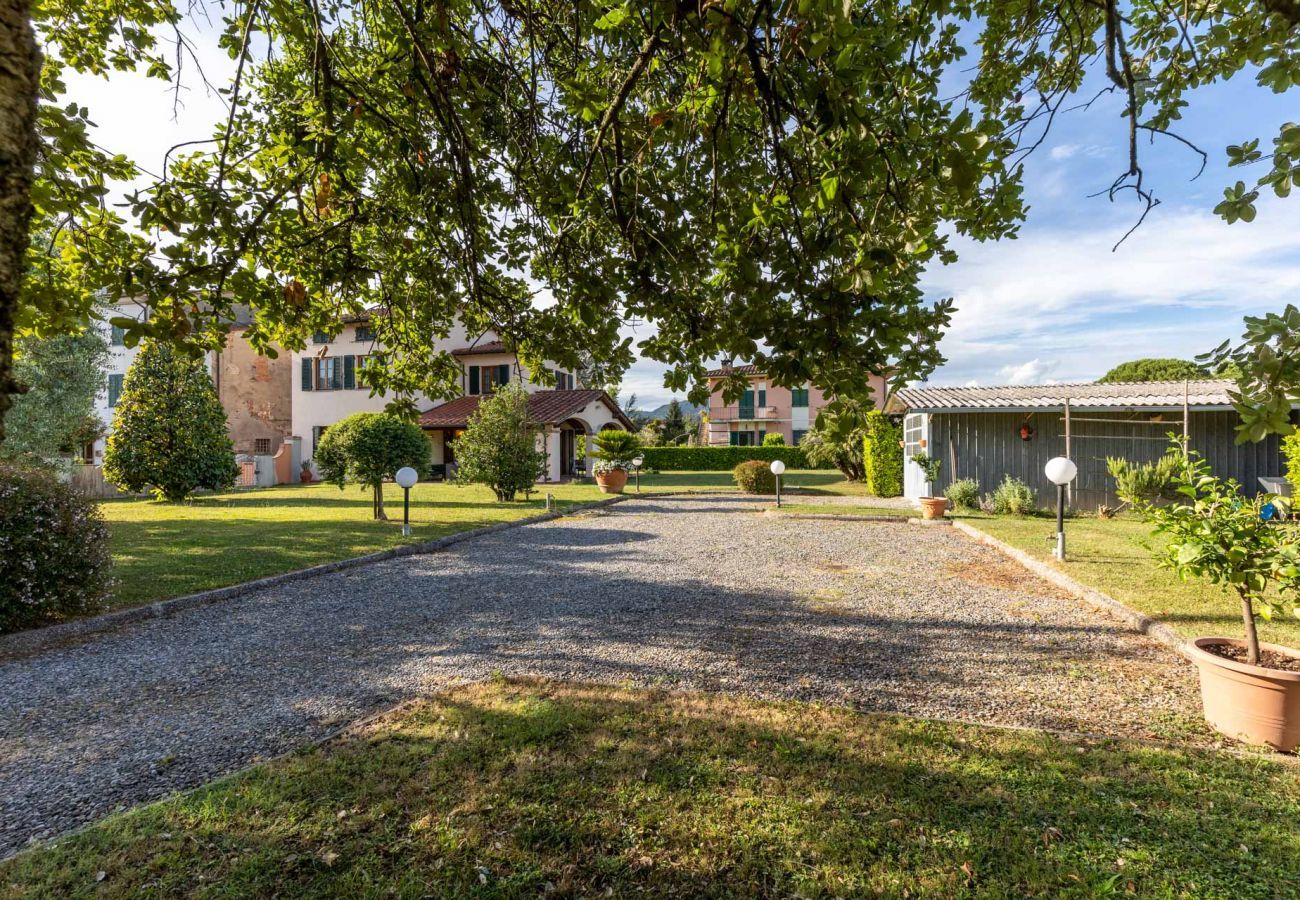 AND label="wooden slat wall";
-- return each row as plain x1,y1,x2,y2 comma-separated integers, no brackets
929,410,1283,510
